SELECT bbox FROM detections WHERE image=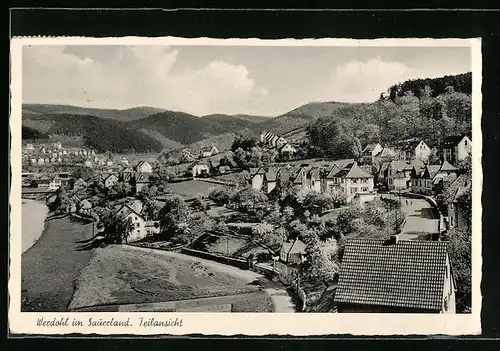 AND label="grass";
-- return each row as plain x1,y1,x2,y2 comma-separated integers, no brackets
68,245,266,310
165,180,217,198
21,216,96,311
